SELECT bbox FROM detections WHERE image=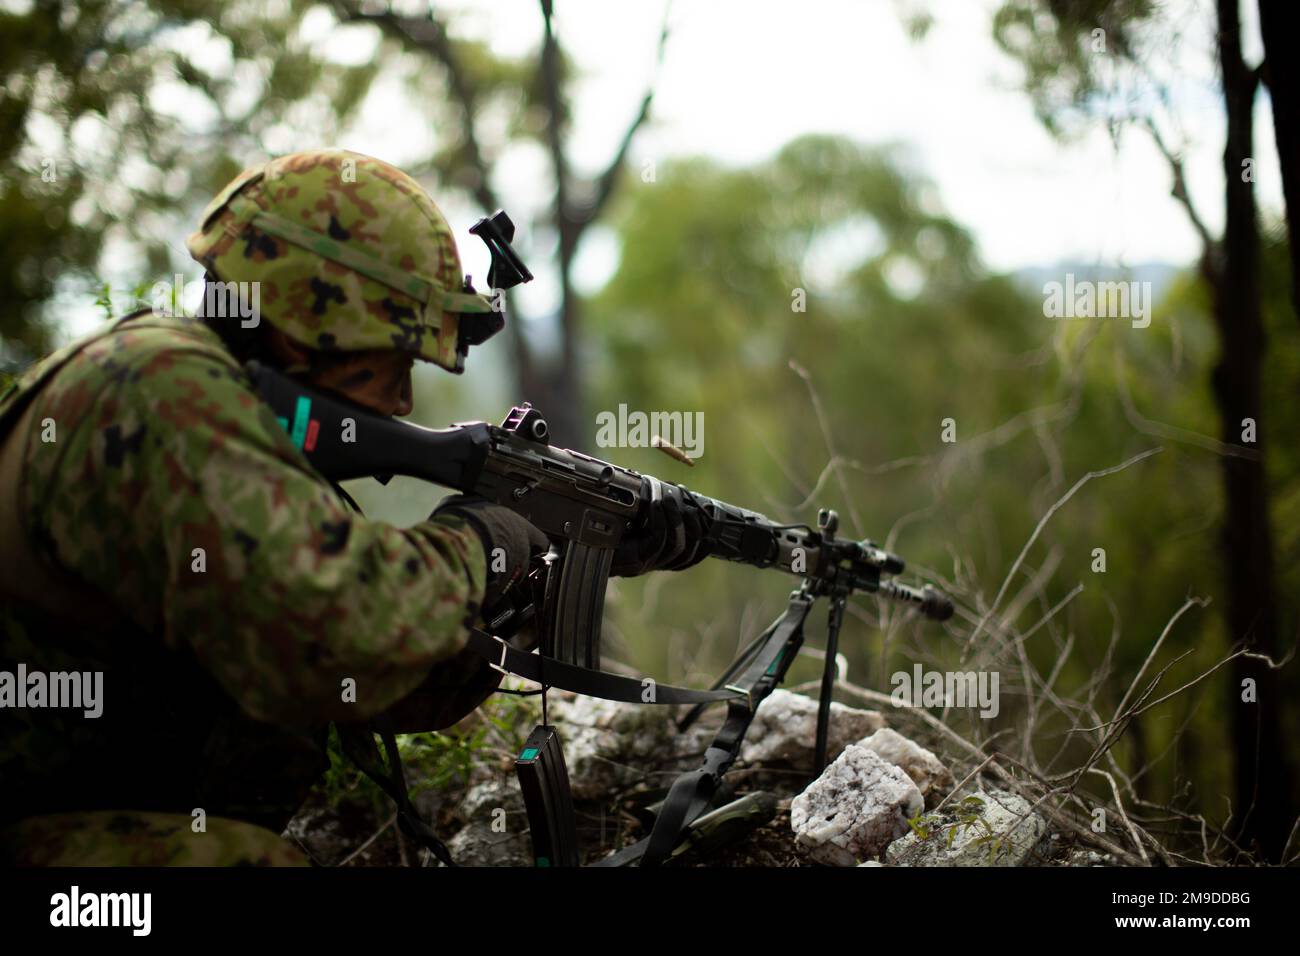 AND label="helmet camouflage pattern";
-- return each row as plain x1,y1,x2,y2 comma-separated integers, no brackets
186,149,498,373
